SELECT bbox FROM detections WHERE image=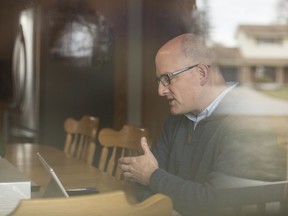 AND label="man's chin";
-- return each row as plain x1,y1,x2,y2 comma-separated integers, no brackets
169,108,183,115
